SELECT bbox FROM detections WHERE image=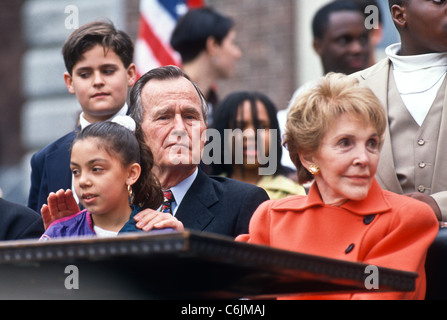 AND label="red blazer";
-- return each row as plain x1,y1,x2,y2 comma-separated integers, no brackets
236,179,439,300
